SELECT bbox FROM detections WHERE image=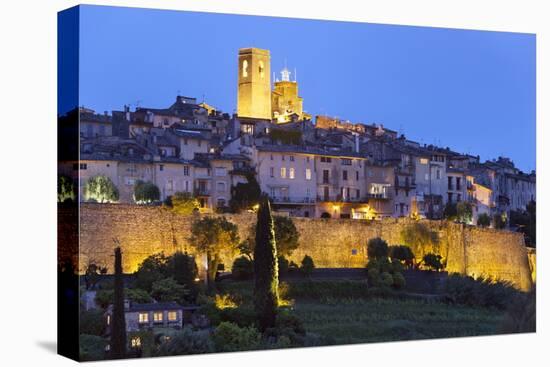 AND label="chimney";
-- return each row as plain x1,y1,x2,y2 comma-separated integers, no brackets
354,133,359,153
